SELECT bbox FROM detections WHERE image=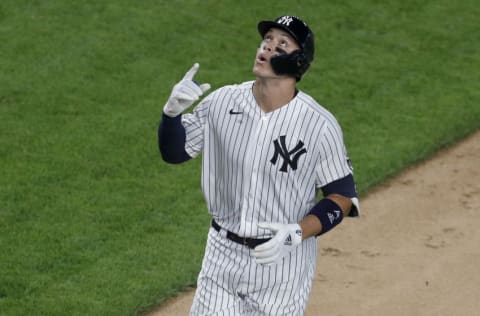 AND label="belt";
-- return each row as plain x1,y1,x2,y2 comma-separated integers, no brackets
211,220,271,249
